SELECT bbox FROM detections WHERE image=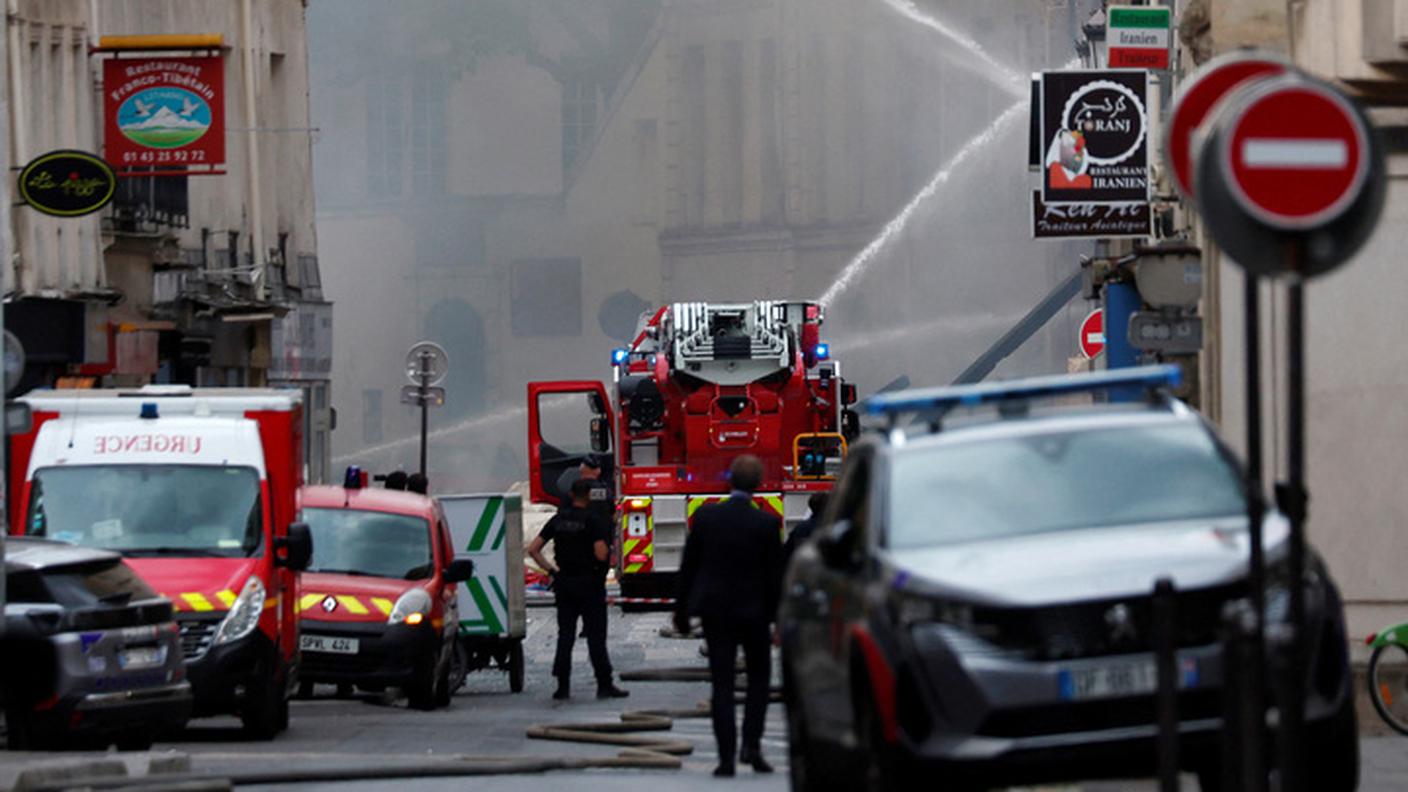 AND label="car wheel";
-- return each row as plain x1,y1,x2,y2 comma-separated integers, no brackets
1305,690,1359,792
433,650,454,709
857,698,902,792
241,676,285,740
508,640,525,694
407,655,437,711
115,731,156,751
5,707,46,750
